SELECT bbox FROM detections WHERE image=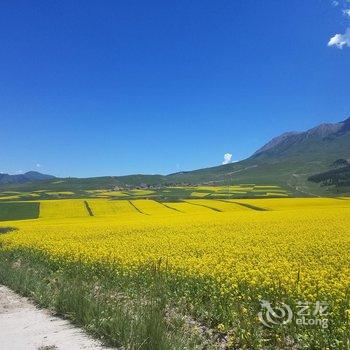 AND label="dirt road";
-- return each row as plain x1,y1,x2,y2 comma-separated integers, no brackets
0,285,109,350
